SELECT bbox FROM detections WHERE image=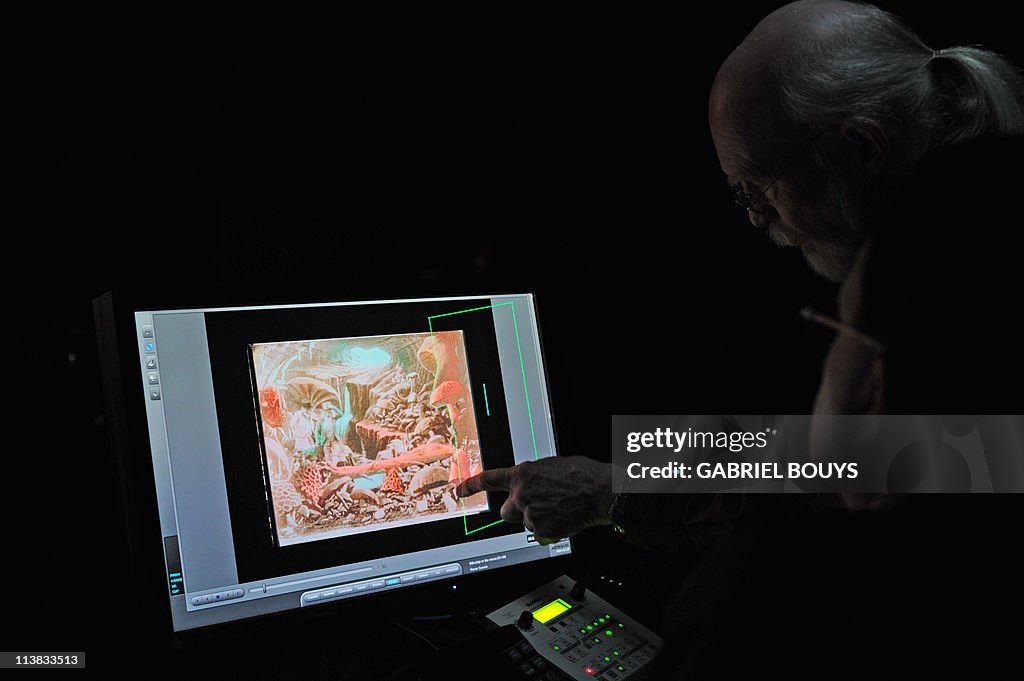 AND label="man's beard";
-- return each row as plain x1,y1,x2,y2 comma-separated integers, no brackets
770,174,869,283
767,224,860,282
